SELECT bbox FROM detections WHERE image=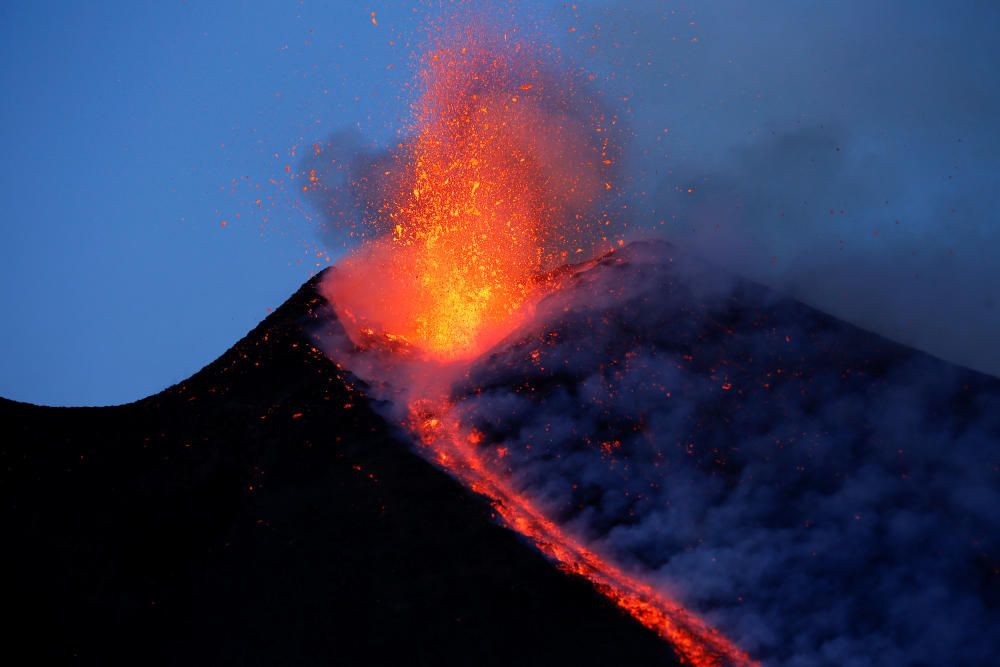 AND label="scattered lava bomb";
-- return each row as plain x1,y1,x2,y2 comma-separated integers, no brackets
323,14,621,361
